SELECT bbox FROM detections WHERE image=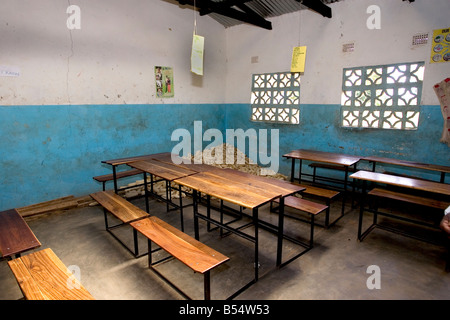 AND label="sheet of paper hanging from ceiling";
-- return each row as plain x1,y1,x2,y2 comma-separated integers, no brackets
291,46,307,73
191,34,204,76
